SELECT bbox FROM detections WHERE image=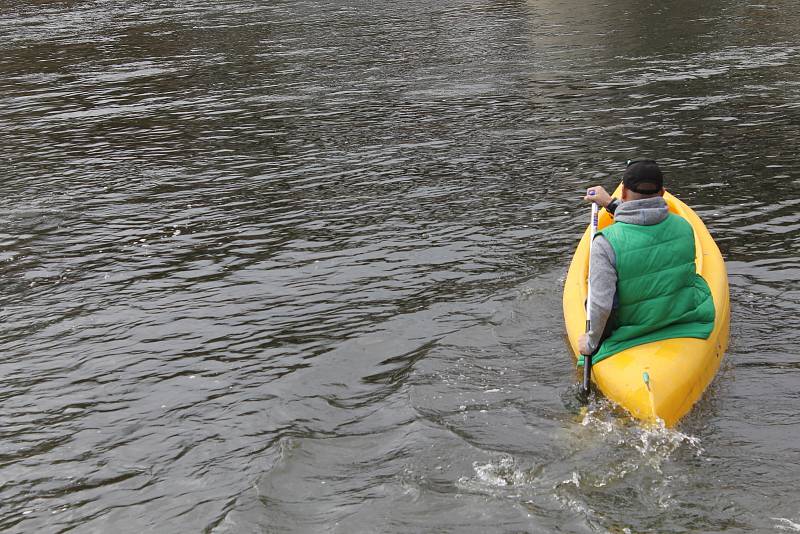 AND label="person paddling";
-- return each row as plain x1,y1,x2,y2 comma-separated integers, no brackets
578,160,716,364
